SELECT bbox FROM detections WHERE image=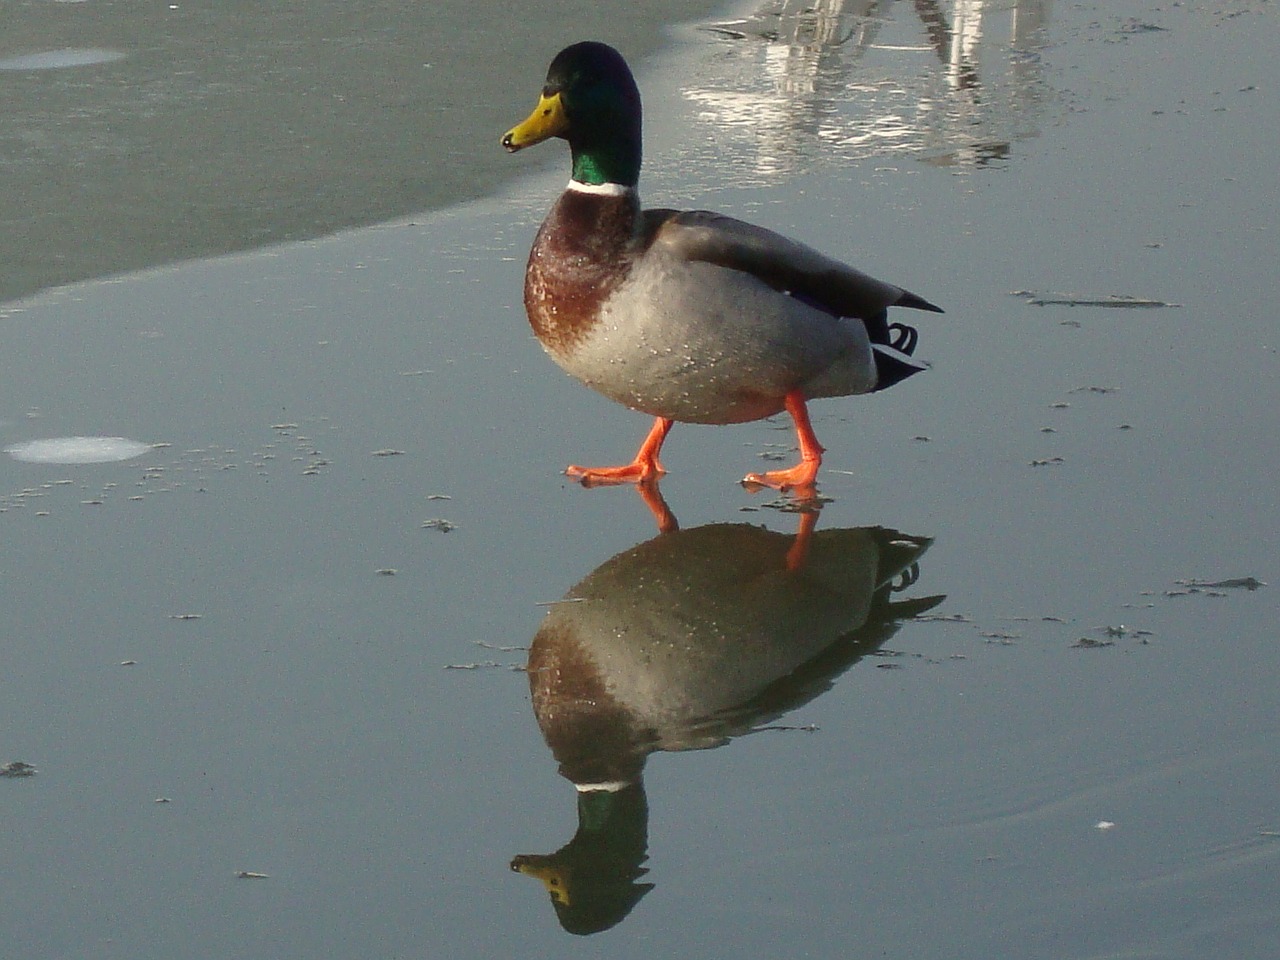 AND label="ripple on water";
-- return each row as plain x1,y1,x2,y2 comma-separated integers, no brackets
5,437,153,464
